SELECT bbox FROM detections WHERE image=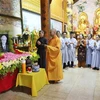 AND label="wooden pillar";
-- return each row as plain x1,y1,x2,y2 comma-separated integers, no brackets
40,0,51,39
